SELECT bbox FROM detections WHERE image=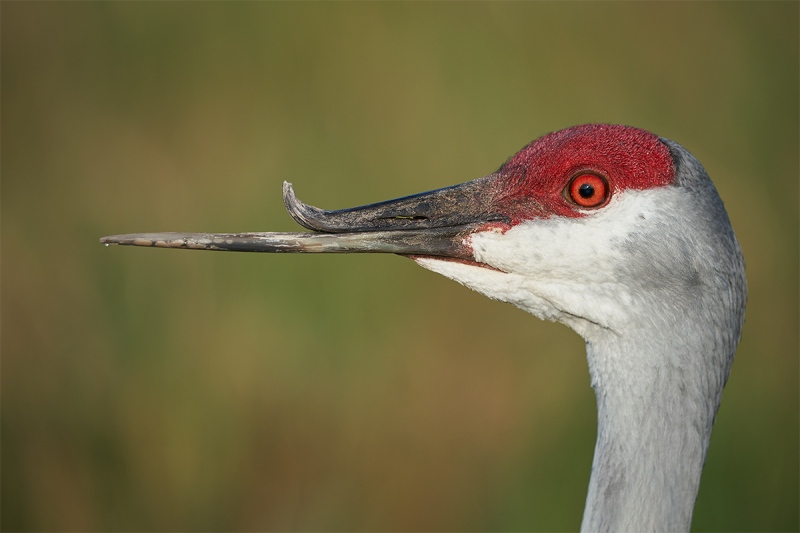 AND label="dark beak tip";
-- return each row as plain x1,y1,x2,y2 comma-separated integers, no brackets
282,181,324,232
281,180,296,213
